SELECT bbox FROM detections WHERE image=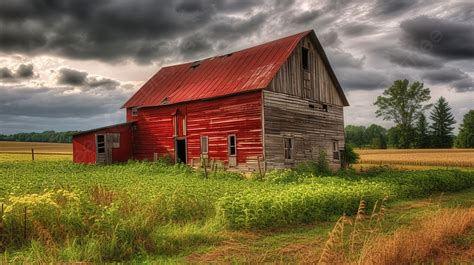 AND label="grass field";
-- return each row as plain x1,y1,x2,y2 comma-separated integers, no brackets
0,159,473,263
